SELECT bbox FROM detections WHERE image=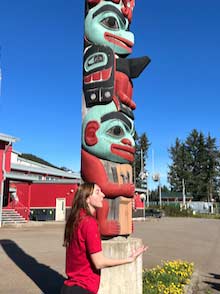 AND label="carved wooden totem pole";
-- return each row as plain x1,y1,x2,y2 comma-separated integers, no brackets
81,0,150,237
